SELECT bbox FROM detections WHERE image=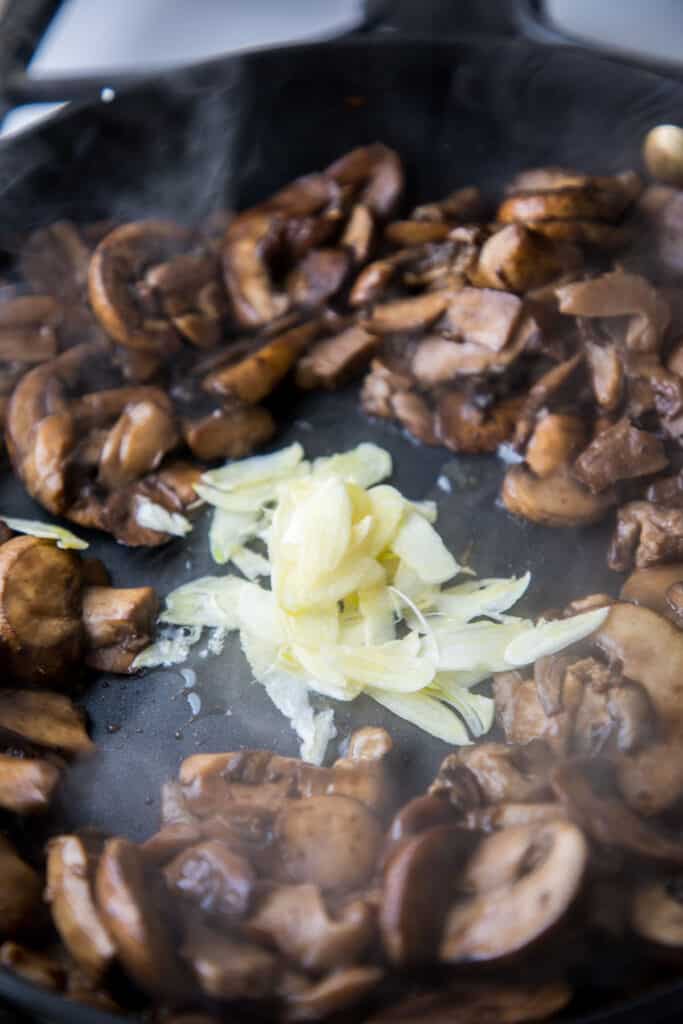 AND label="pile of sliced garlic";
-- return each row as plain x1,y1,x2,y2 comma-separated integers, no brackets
134,442,608,763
